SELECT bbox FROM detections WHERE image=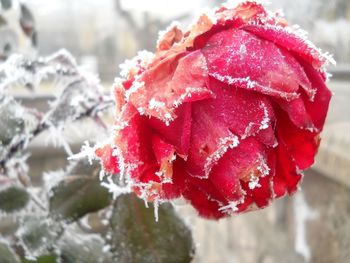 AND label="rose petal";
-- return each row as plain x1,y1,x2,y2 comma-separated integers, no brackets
186,78,275,177
215,1,267,25
239,149,274,208
276,109,320,171
273,140,302,198
148,103,192,157
209,137,268,202
243,24,329,68
152,134,176,183
161,158,187,199
182,182,225,219
157,23,184,51
274,97,315,131
128,50,213,122
95,144,120,175
202,28,310,100
115,105,158,182
298,58,332,131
